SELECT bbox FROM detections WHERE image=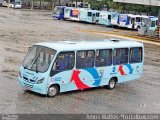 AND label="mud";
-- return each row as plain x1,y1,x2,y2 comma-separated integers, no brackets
0,7,160,114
